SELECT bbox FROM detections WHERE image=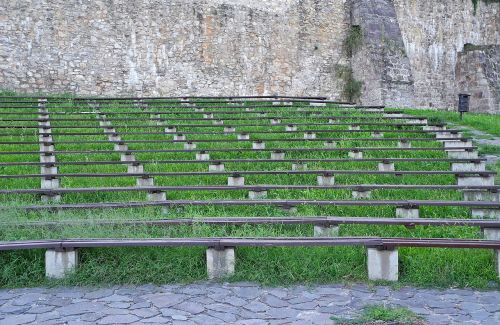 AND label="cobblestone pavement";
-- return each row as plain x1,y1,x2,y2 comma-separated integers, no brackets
0,283,498,324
